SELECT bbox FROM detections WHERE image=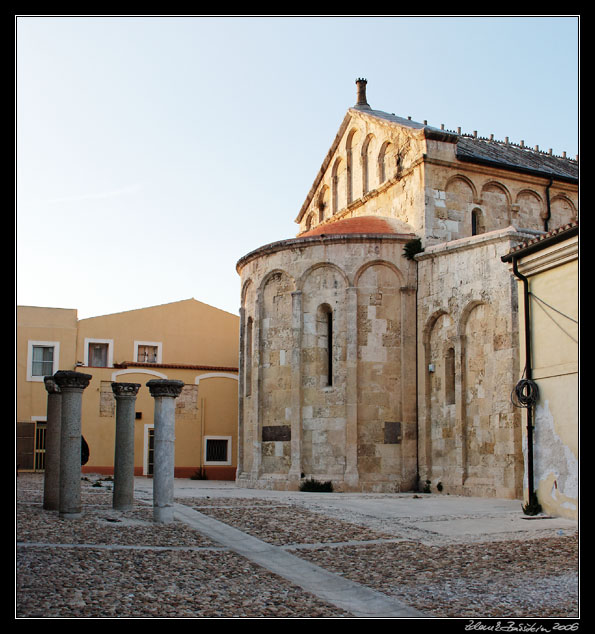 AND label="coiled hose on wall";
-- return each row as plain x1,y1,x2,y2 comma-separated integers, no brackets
511,378,539,409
